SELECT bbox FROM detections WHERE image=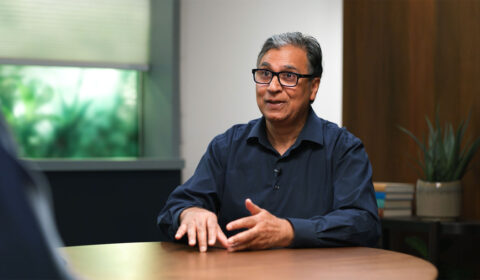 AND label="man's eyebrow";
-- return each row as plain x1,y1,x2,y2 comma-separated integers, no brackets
283,65,299,71
259,62,271,68
259,62,300,71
